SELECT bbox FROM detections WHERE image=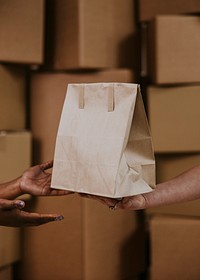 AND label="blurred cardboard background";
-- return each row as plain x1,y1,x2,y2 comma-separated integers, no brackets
0,0,200,279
